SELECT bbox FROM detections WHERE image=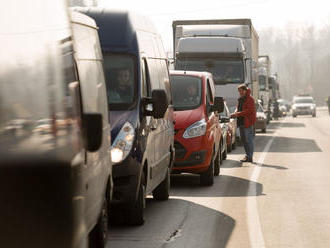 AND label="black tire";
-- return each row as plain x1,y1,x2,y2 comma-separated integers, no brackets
214,147,221,176
89,199,108,248
232,139,236,150
262,128,266,133
227,137,232,152
312,113,316,118
153,167,170,201
293,114,297,118
222,143,227,160
200,154,214,186
126,178,146,226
